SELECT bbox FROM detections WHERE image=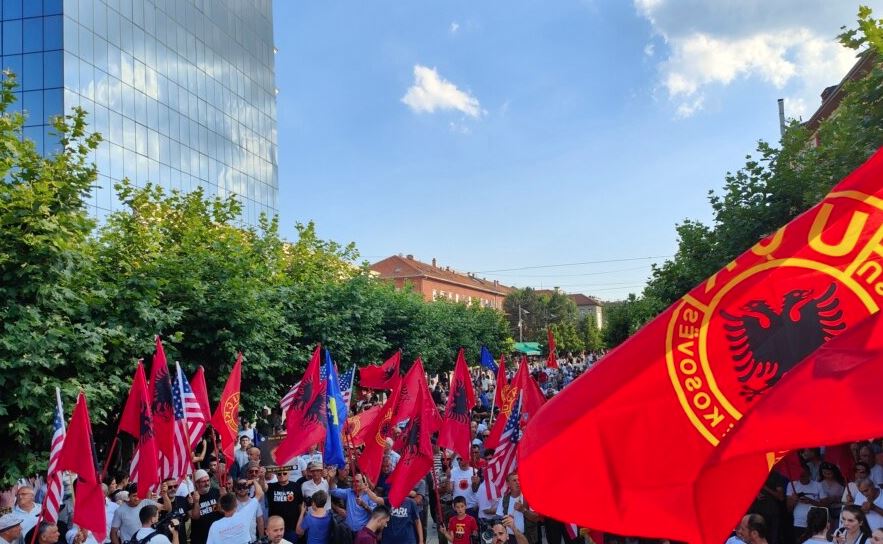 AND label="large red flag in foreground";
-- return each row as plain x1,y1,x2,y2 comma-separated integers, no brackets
386,385,436,507
211,353,242,464
694,314,883,542
519,148,883,542
57,393,107,542
359,351,401,390
438,348,476,460
274,346,327,464
118,362,159,498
